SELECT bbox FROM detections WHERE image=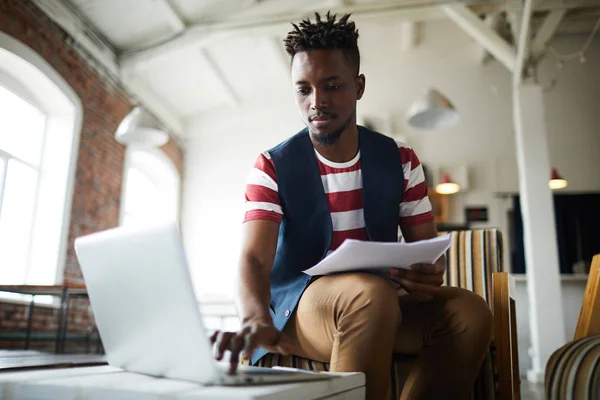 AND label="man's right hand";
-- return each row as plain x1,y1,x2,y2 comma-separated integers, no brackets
209,321,293,374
